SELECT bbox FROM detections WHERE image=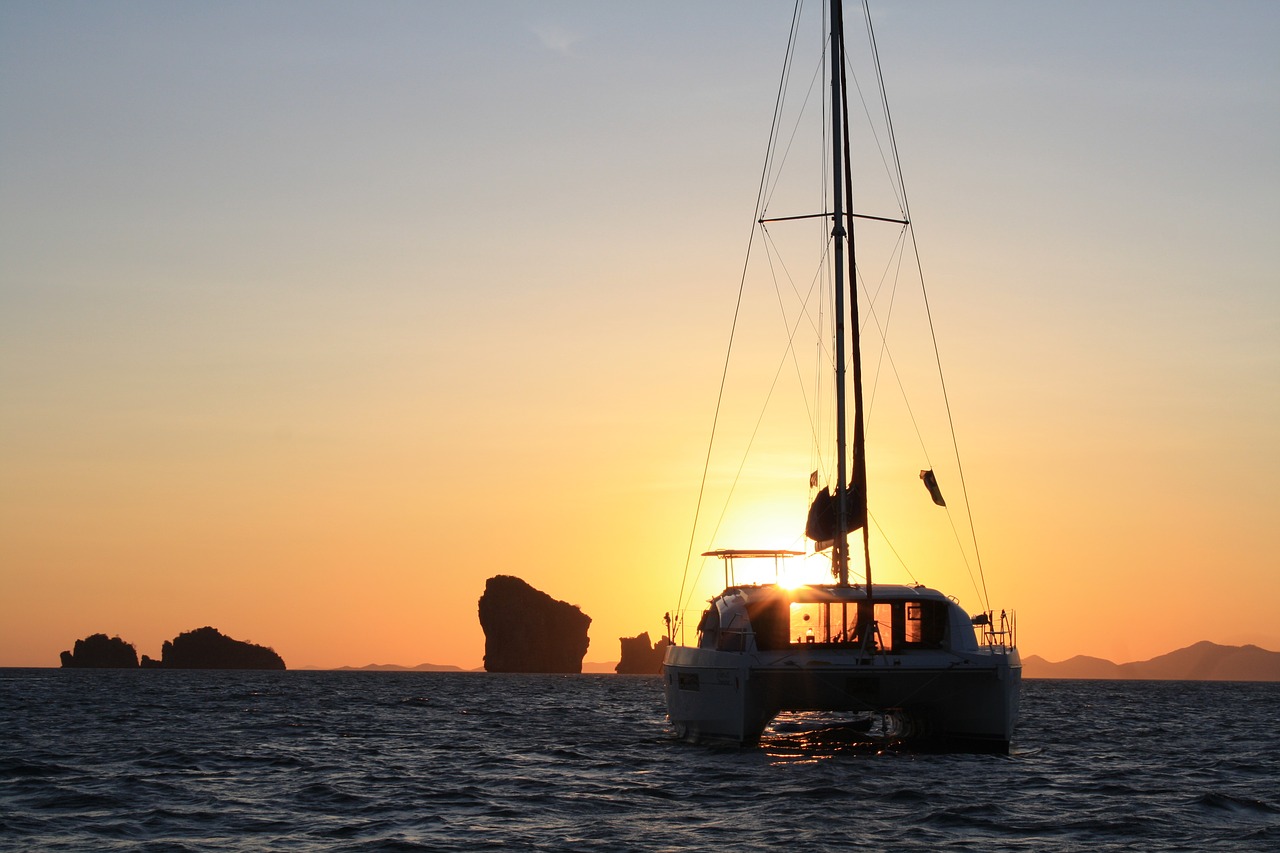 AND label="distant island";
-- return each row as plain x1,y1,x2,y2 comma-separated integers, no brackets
615,632,671,674
477,575,591,673
335,663,468,672
1024,641,1279,682
60,633,139,668
60,627,285,670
